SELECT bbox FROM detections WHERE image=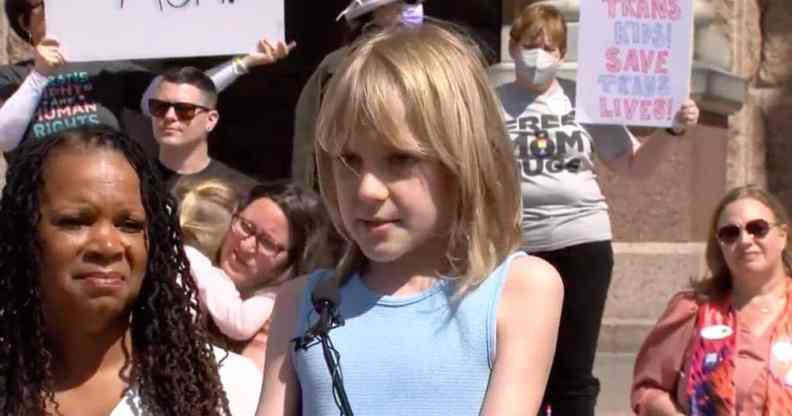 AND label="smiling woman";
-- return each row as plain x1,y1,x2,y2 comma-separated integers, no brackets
206,181,339,369
632,185,792,415
0,126,261,415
